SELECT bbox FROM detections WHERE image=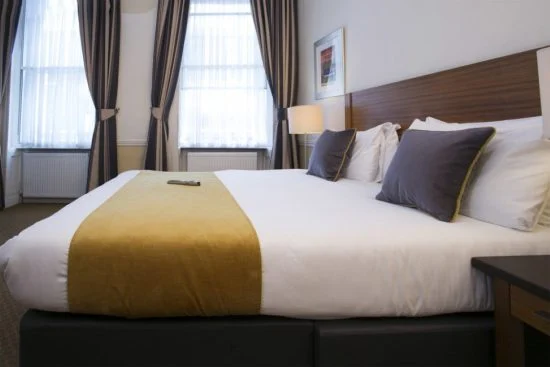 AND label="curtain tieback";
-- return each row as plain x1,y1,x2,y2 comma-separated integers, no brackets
277,107,288,121
99,108,119,121
276,107,287,121
151,107,164,120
